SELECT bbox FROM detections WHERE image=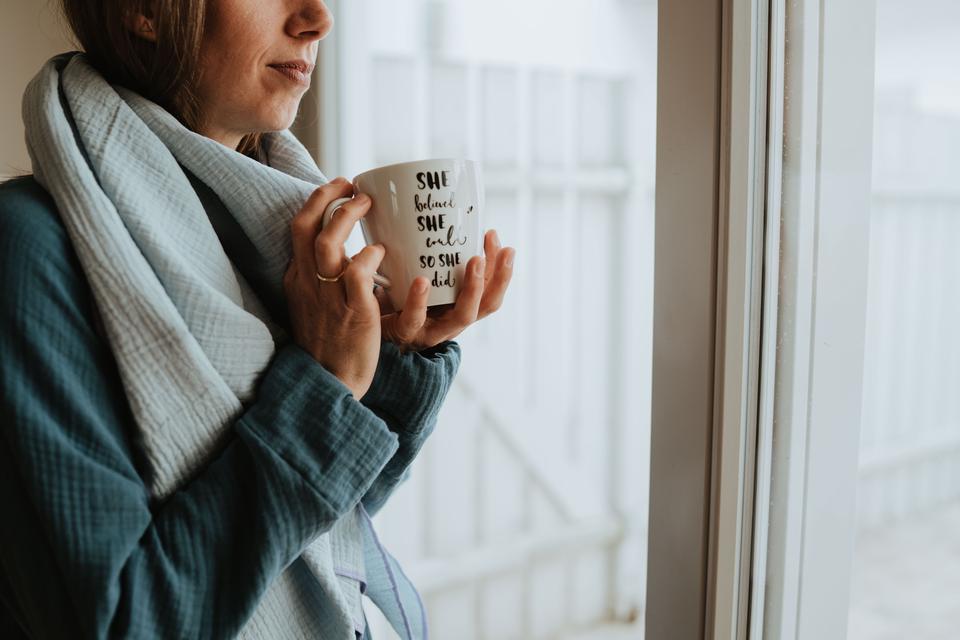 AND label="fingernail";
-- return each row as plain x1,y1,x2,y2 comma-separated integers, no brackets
505,250,514,268
493,231,501,249
475,257,486,276
415,279,428,294
356,193,370,204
